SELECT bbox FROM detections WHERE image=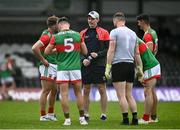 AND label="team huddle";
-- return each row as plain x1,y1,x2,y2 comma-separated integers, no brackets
32,10,161,126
